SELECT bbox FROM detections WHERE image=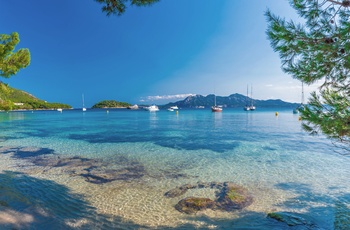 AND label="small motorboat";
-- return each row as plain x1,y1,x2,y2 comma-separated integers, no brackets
145,105,159,112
